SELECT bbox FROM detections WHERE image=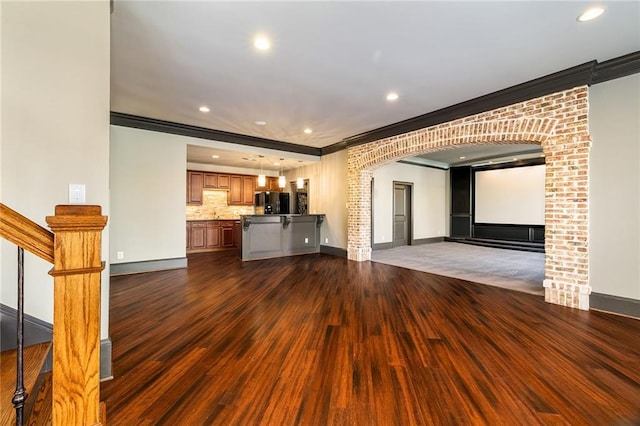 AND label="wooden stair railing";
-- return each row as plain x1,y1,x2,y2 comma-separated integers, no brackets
0,203,108,425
